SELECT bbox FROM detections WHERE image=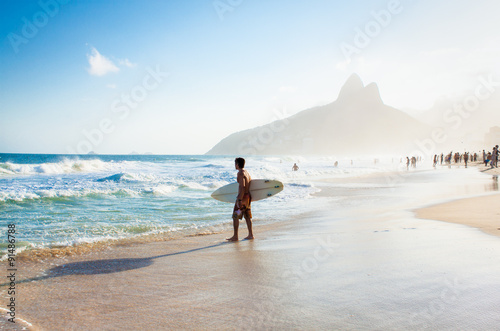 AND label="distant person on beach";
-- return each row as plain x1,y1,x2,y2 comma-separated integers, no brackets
464,152,469,168
292,163,299,171
445,152,452,168
493,145,499,168
485,152,492,167
227,157,253,241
